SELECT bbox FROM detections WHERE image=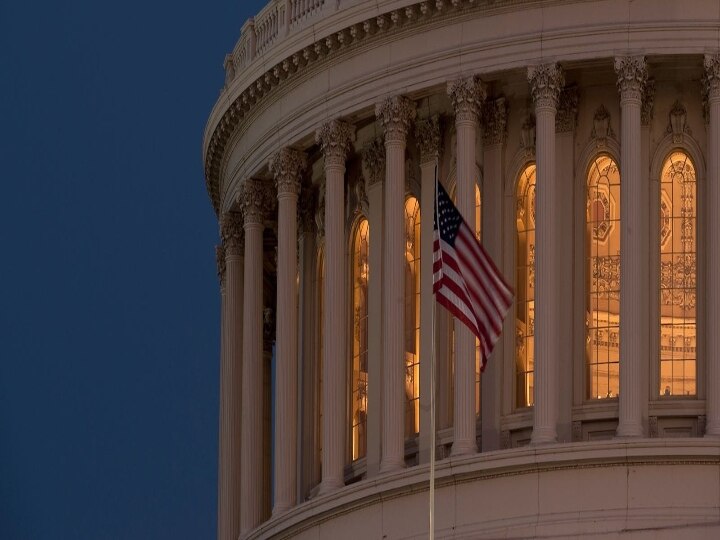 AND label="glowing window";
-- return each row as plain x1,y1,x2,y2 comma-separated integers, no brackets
351,220,369,460
515,163,536,408
405,198,421,437
659,151,697,397
586,155,621,400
